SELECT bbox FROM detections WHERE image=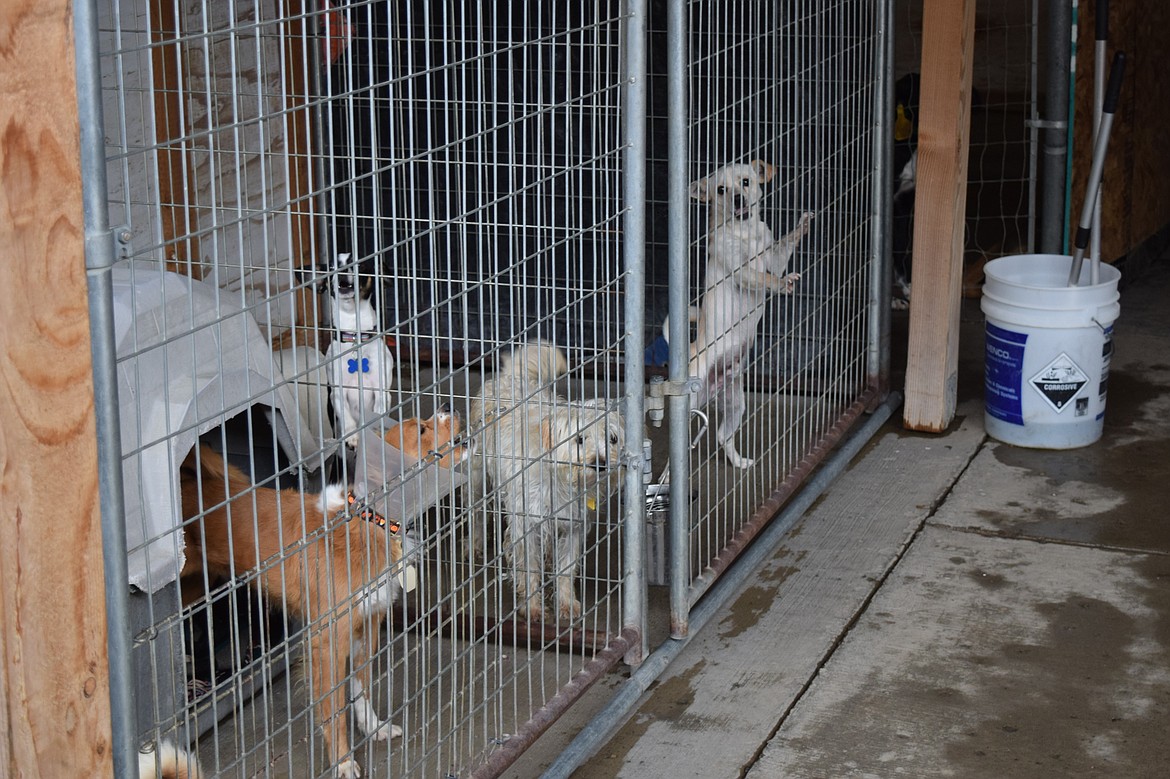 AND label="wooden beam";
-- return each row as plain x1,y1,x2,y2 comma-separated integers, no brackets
1,0,113,776
902,0,977,432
